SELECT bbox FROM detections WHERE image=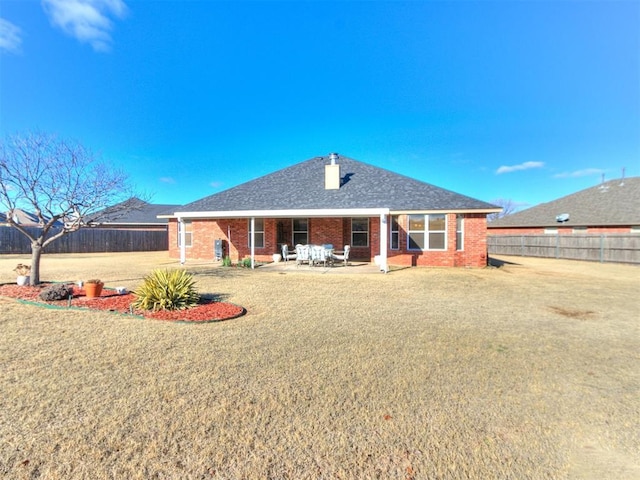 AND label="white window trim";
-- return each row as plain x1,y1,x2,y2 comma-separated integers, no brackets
292,218,309,245
248,218,265,248
178,220,192,248
351,217,369,247
407,214,447,251
390,215,400,250
456,214,464,251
